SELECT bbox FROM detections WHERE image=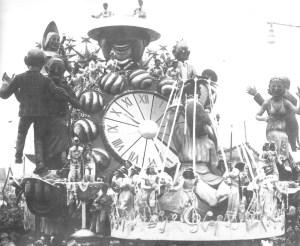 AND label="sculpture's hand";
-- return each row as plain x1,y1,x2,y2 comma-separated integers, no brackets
246,86,257,96
2,72,12,85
